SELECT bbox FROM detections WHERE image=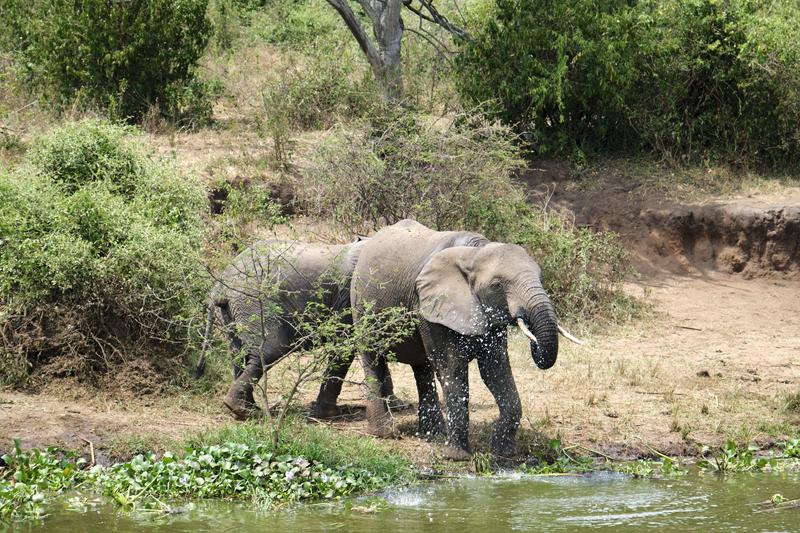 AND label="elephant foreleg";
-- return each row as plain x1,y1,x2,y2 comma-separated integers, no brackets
412,364,445,440
224,354,263,421
476,331,521,456
423,323,471,460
